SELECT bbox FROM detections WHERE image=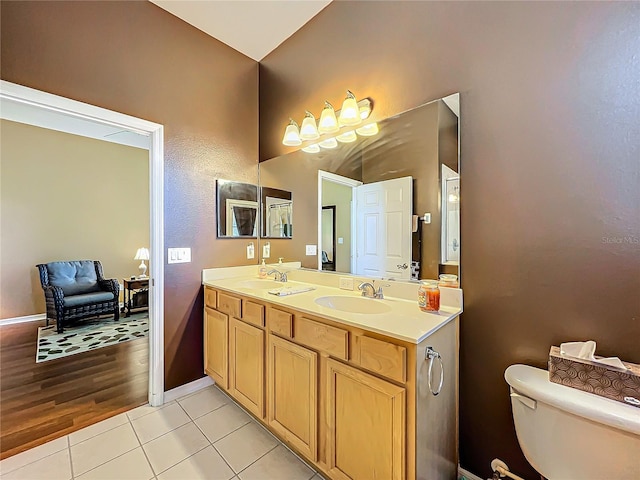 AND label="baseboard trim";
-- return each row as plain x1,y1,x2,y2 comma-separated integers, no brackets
459,465,485,480
0,313,46,326
164,376,214,403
